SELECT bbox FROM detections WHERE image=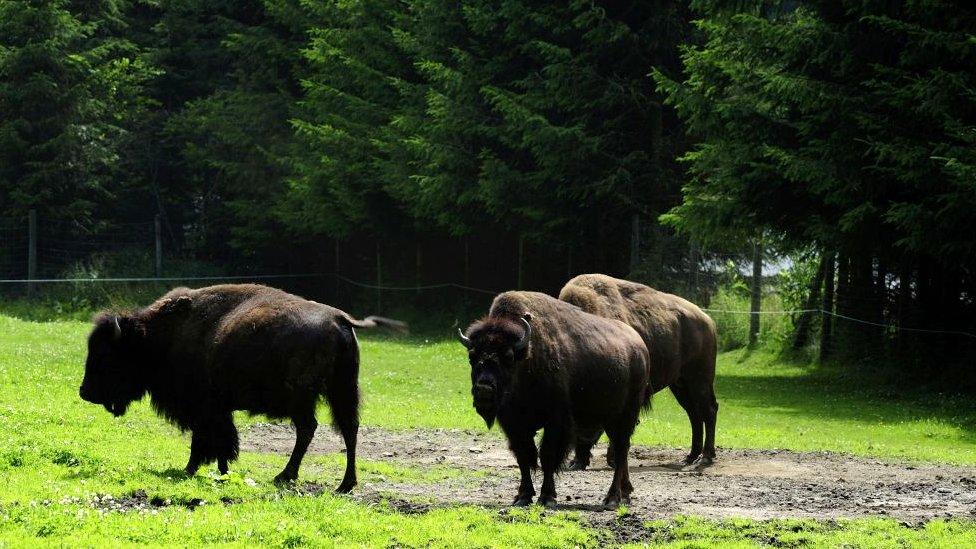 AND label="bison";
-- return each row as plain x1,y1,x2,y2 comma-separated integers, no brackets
78,283,405,491
457,291,651,508
559,274,718,469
